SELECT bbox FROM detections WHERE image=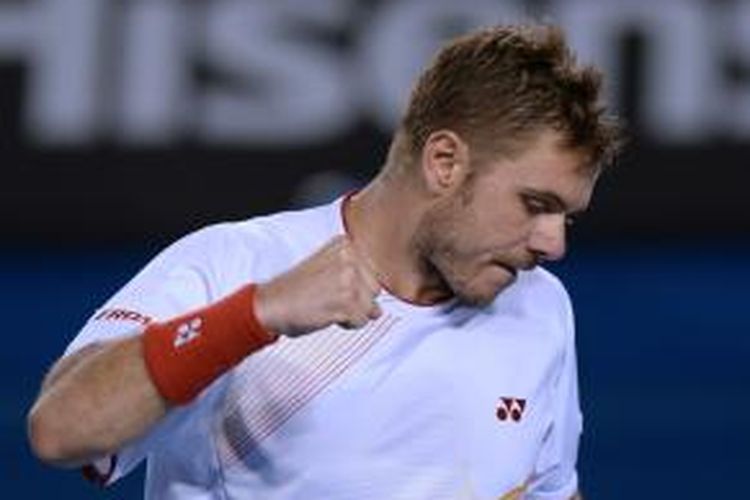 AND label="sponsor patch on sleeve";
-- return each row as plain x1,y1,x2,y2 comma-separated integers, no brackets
94,308,153,325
